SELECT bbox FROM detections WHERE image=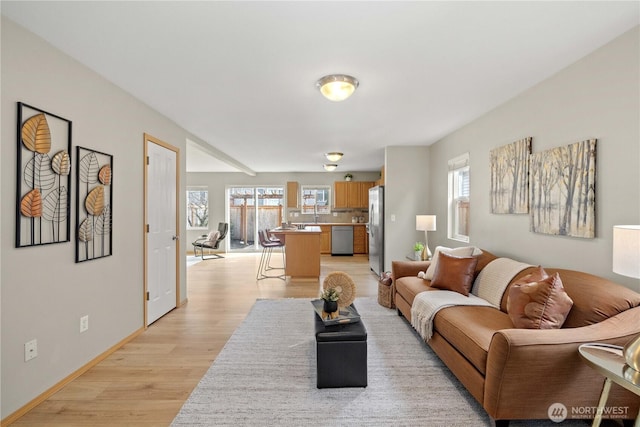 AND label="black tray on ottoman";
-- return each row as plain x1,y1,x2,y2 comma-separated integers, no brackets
314,304,367,388
311,299,361,326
